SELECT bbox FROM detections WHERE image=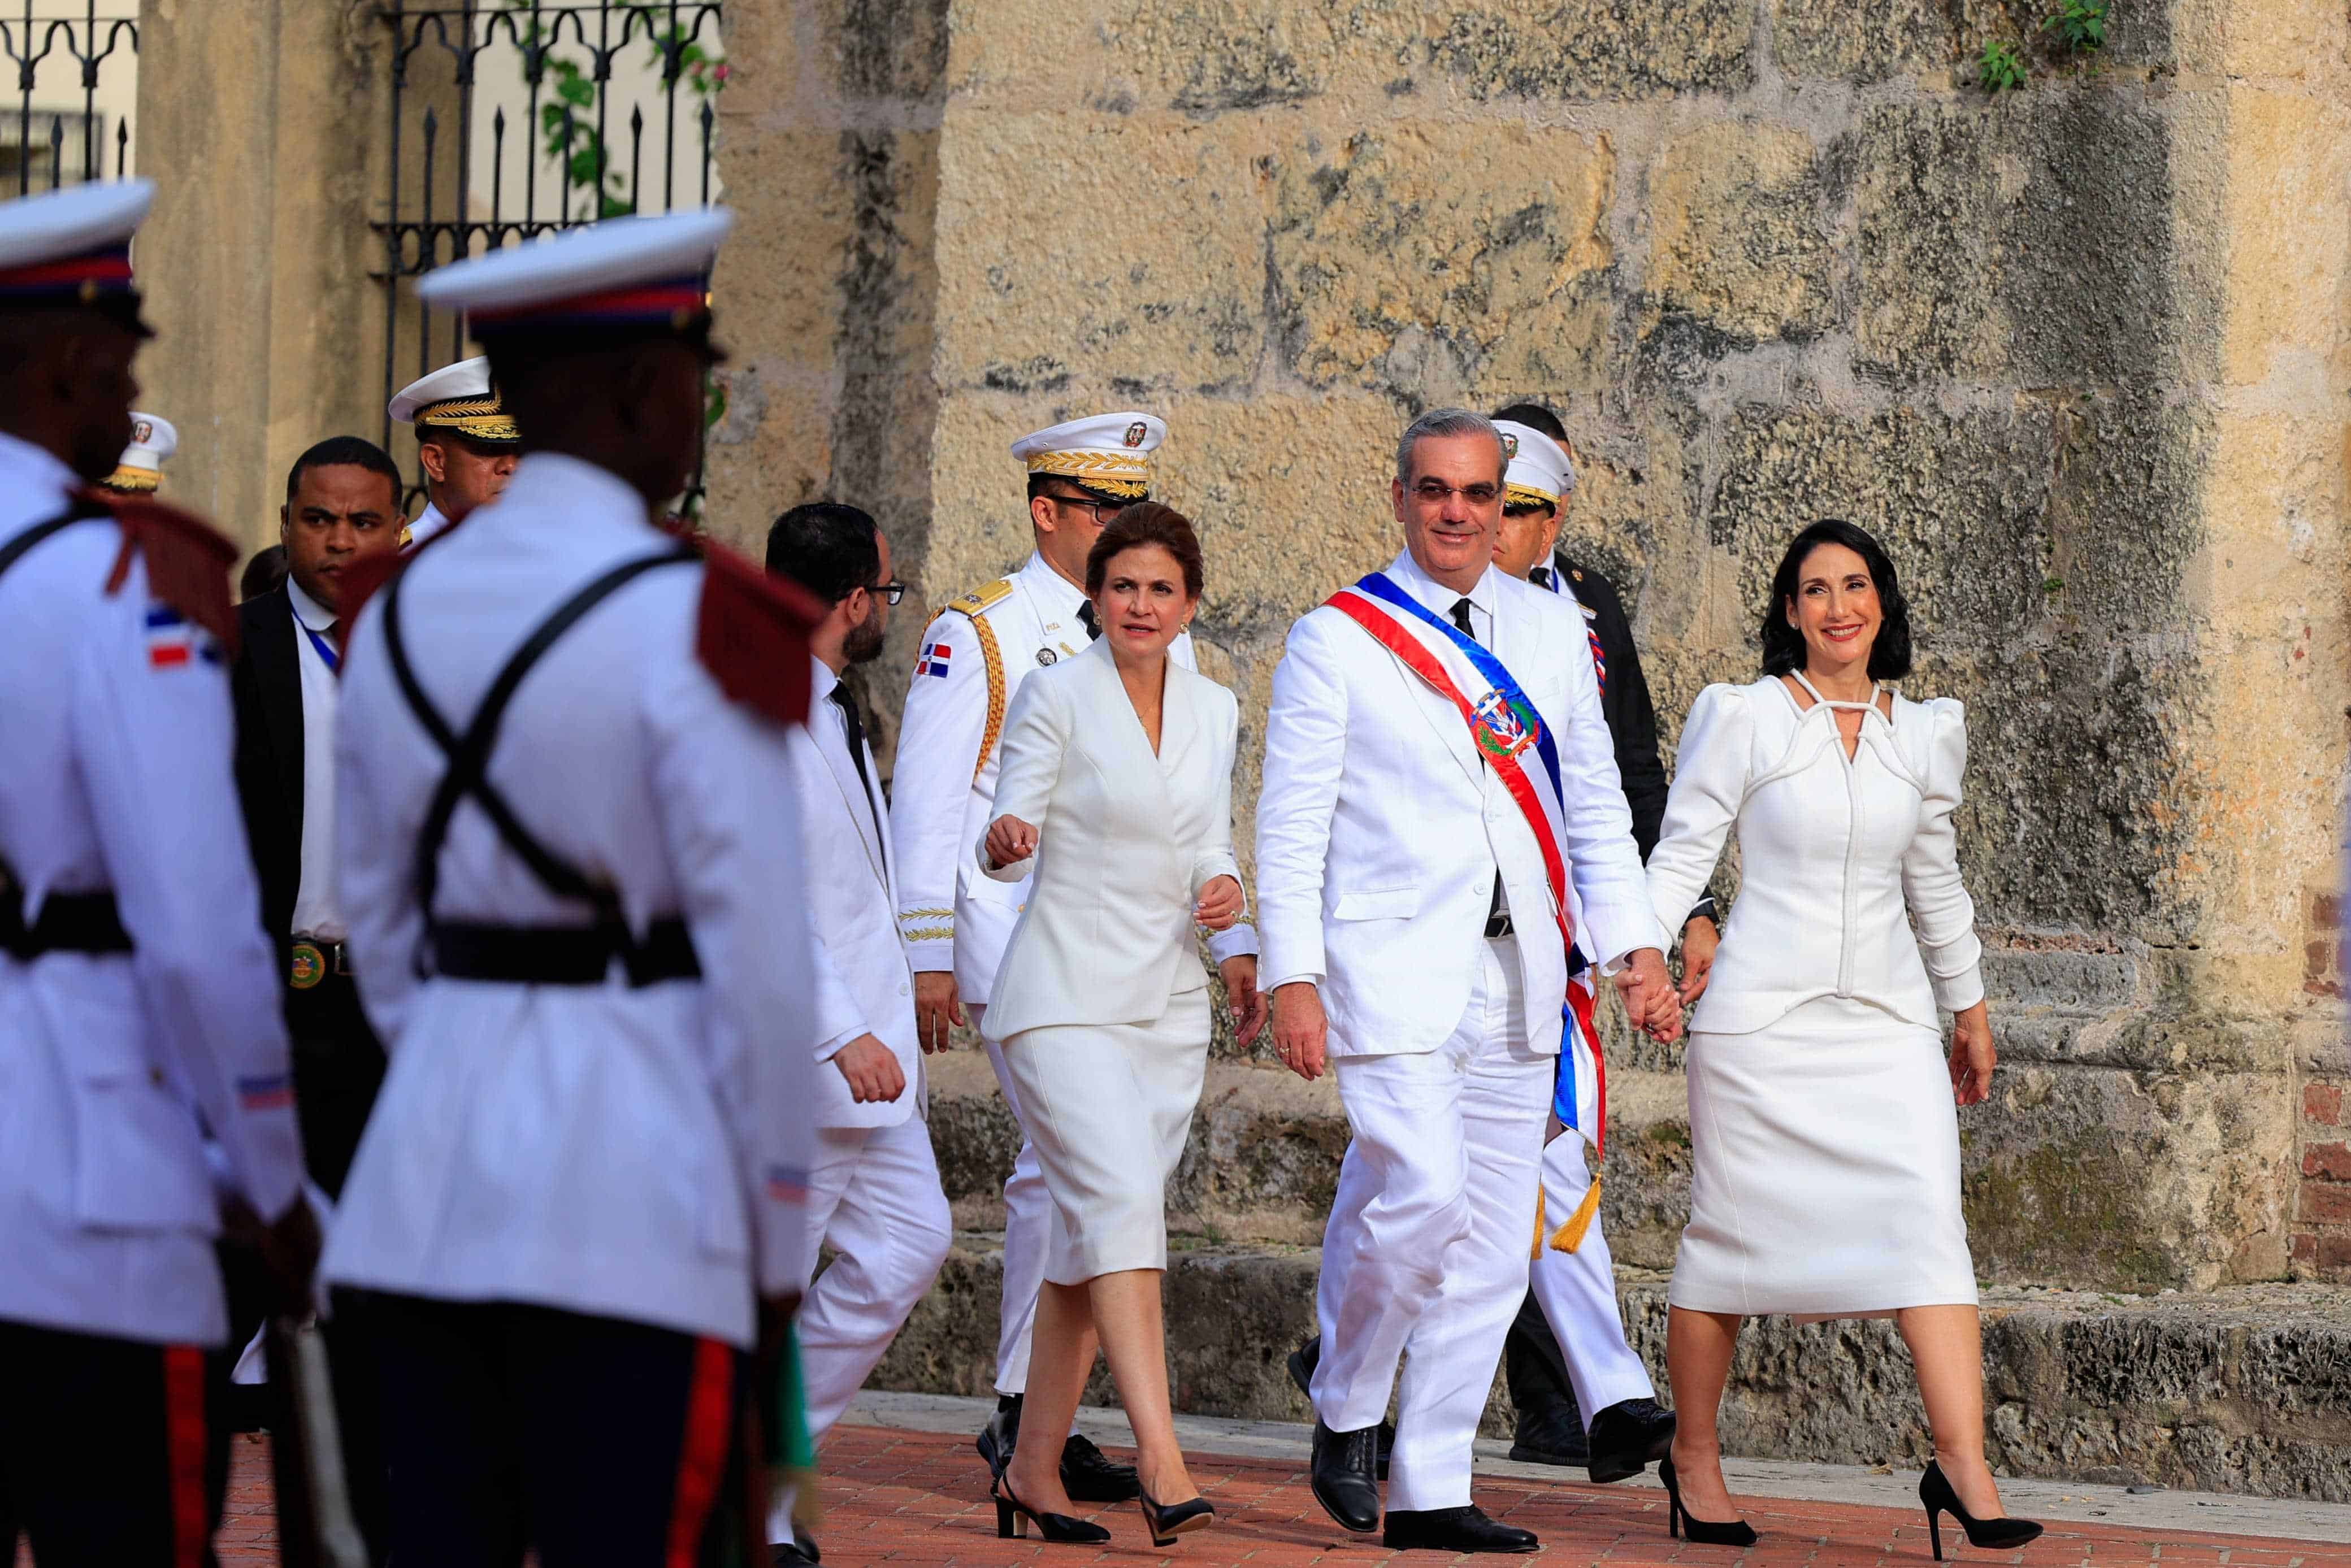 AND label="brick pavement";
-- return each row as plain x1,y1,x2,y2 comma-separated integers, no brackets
20,1423,2347,1566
